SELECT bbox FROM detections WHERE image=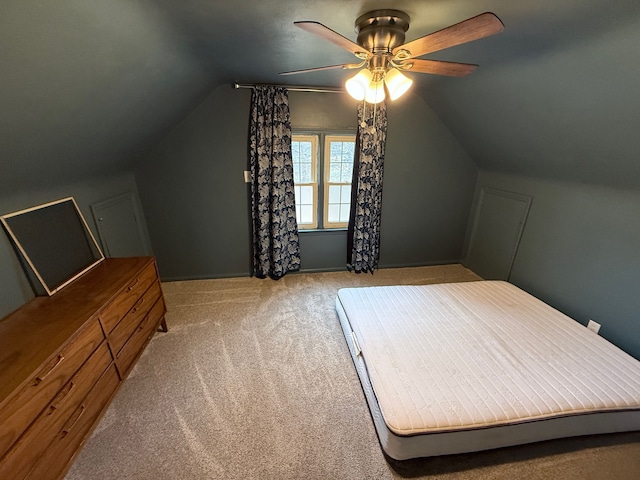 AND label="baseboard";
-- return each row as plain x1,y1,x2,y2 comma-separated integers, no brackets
296,266,348,274
378,259,463,269
160,271,250,282
299,260,464,274
161,260,466,282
